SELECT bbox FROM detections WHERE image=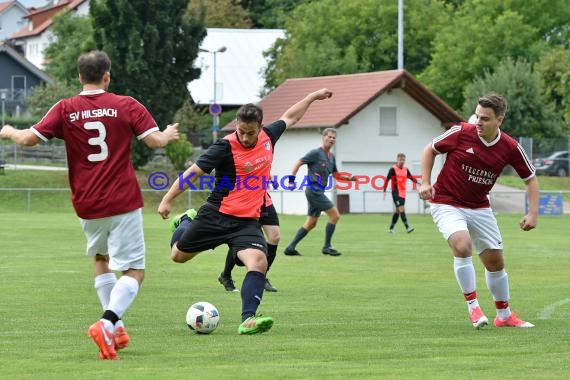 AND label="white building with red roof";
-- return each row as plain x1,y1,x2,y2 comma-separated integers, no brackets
0,1,29,41
226,70,465,214
9,0,88,69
